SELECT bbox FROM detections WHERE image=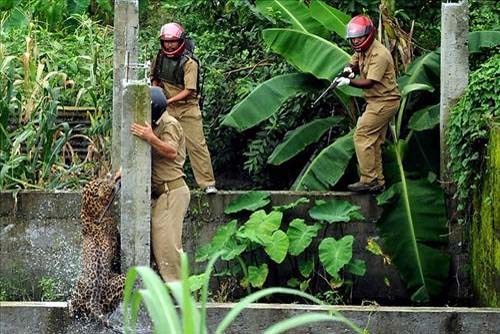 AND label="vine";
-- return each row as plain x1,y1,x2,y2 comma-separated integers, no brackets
447,54,499,222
